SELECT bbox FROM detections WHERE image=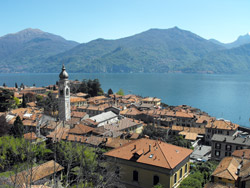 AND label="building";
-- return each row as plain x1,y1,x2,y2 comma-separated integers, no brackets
104,118,144,134
211,134,250,161
208,155,250,188
89,111,118,127
141,97,161,106
205,120,239,145
70,97,87,107
104,138,193,188
58,65,71,121
8,160,64,187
